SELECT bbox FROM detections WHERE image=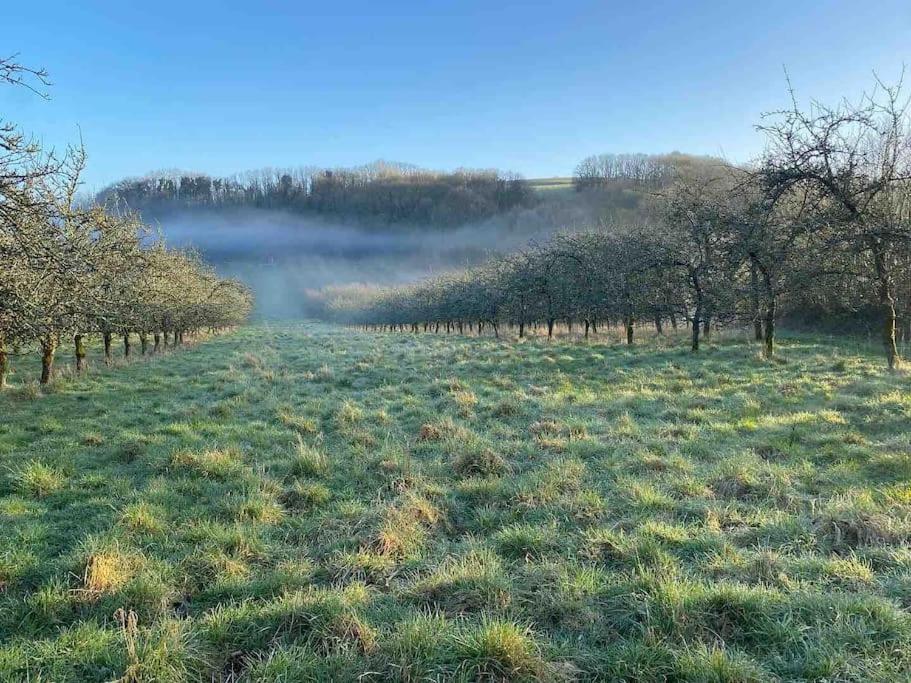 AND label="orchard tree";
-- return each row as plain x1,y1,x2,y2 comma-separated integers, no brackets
656,168,739,351
759,76,911,369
